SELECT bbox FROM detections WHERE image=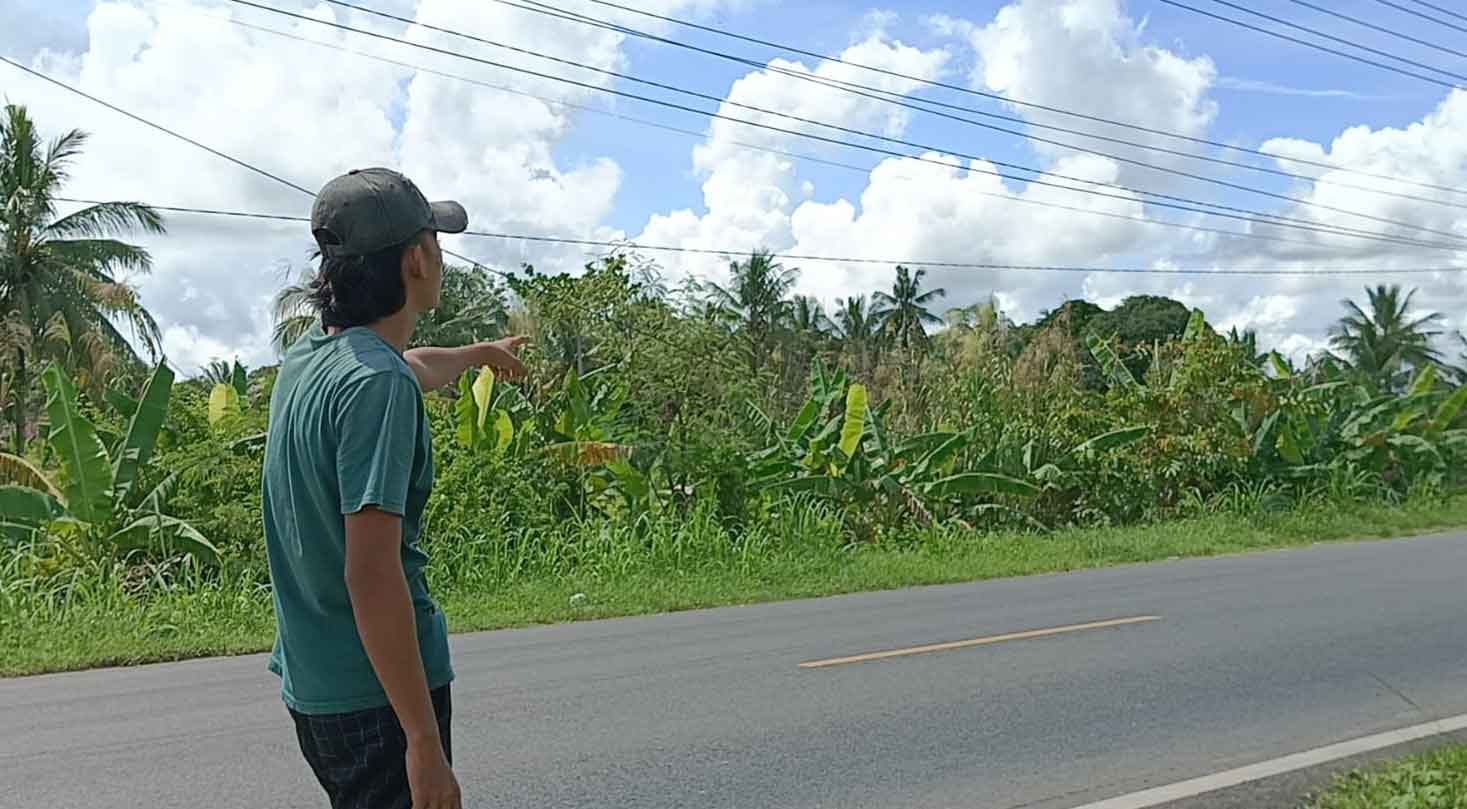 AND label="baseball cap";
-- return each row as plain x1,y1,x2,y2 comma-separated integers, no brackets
310,167,468,258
